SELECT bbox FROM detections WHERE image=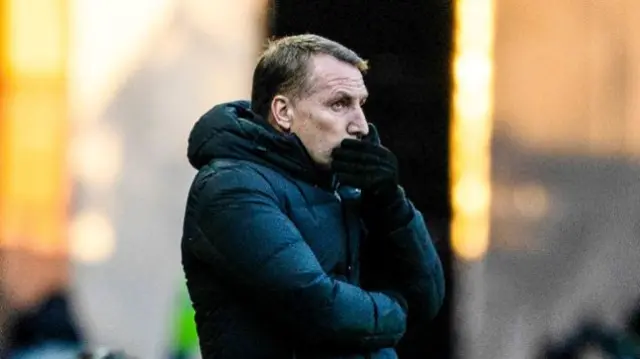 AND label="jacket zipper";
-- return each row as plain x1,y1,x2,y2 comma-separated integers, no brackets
335,190,353,280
